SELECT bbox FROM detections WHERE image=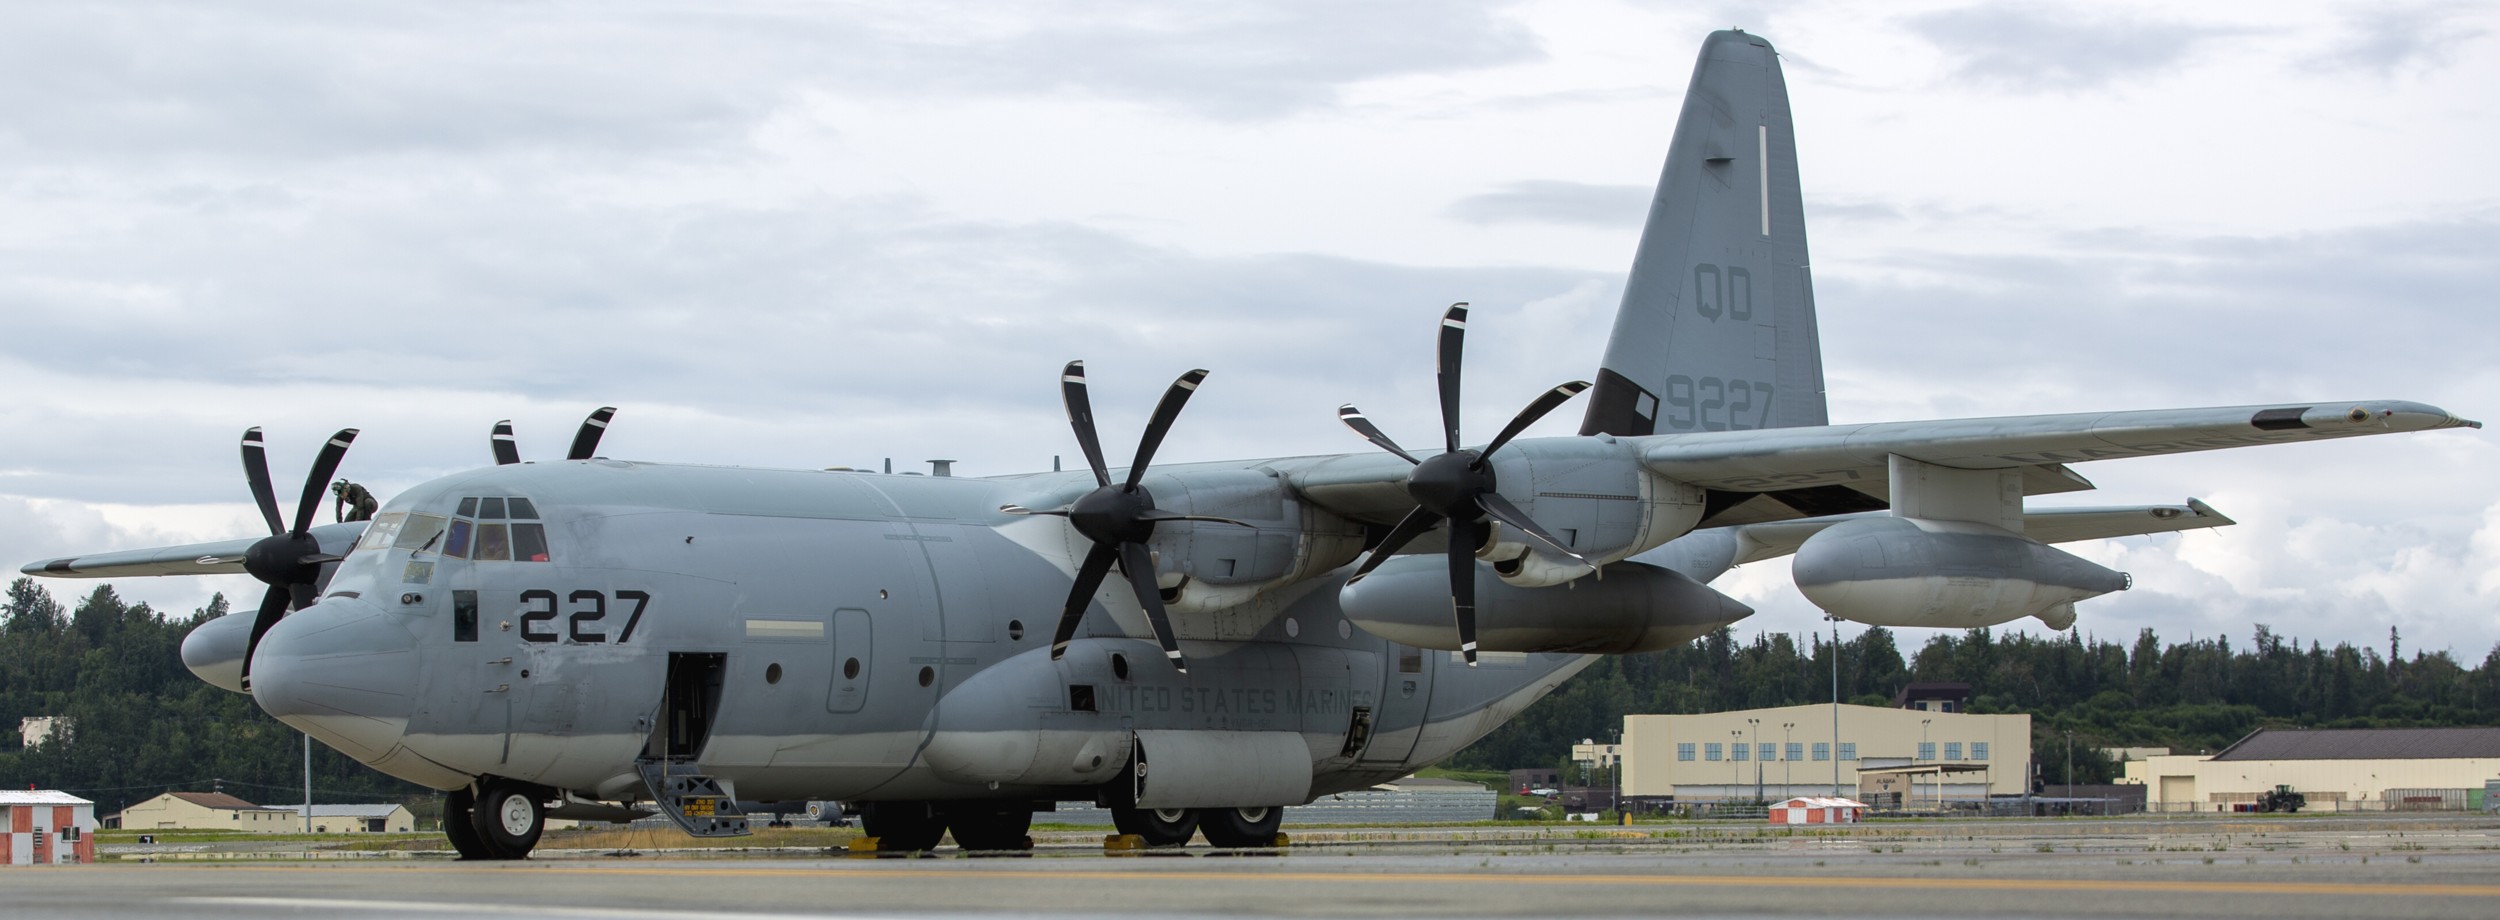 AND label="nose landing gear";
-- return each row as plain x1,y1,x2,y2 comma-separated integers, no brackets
444,777,549,860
